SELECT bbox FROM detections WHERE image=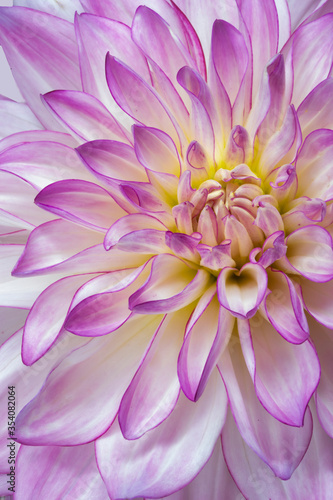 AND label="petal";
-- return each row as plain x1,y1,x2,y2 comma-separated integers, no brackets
15,443,109,500
0,97,42,139
178,288,234,401
295,129,333,201
217,263,267,319
42,90,130,144
285,225,333,282
35,179,127,232
129,254,212,314
76,140,148,186
75,13,150,118
0,141,95,190
22,274,93,366
0,7,80,129
13,0,84,21
297,78,333,138
239,315,320,426
0,306,28,346
220,342,313,480
301,277,333,329
15,314,162,445
96,369,227,499
265,269,309,344
105,55,181,148
0,129,78,152
288,14,333,108
119,308,190,439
